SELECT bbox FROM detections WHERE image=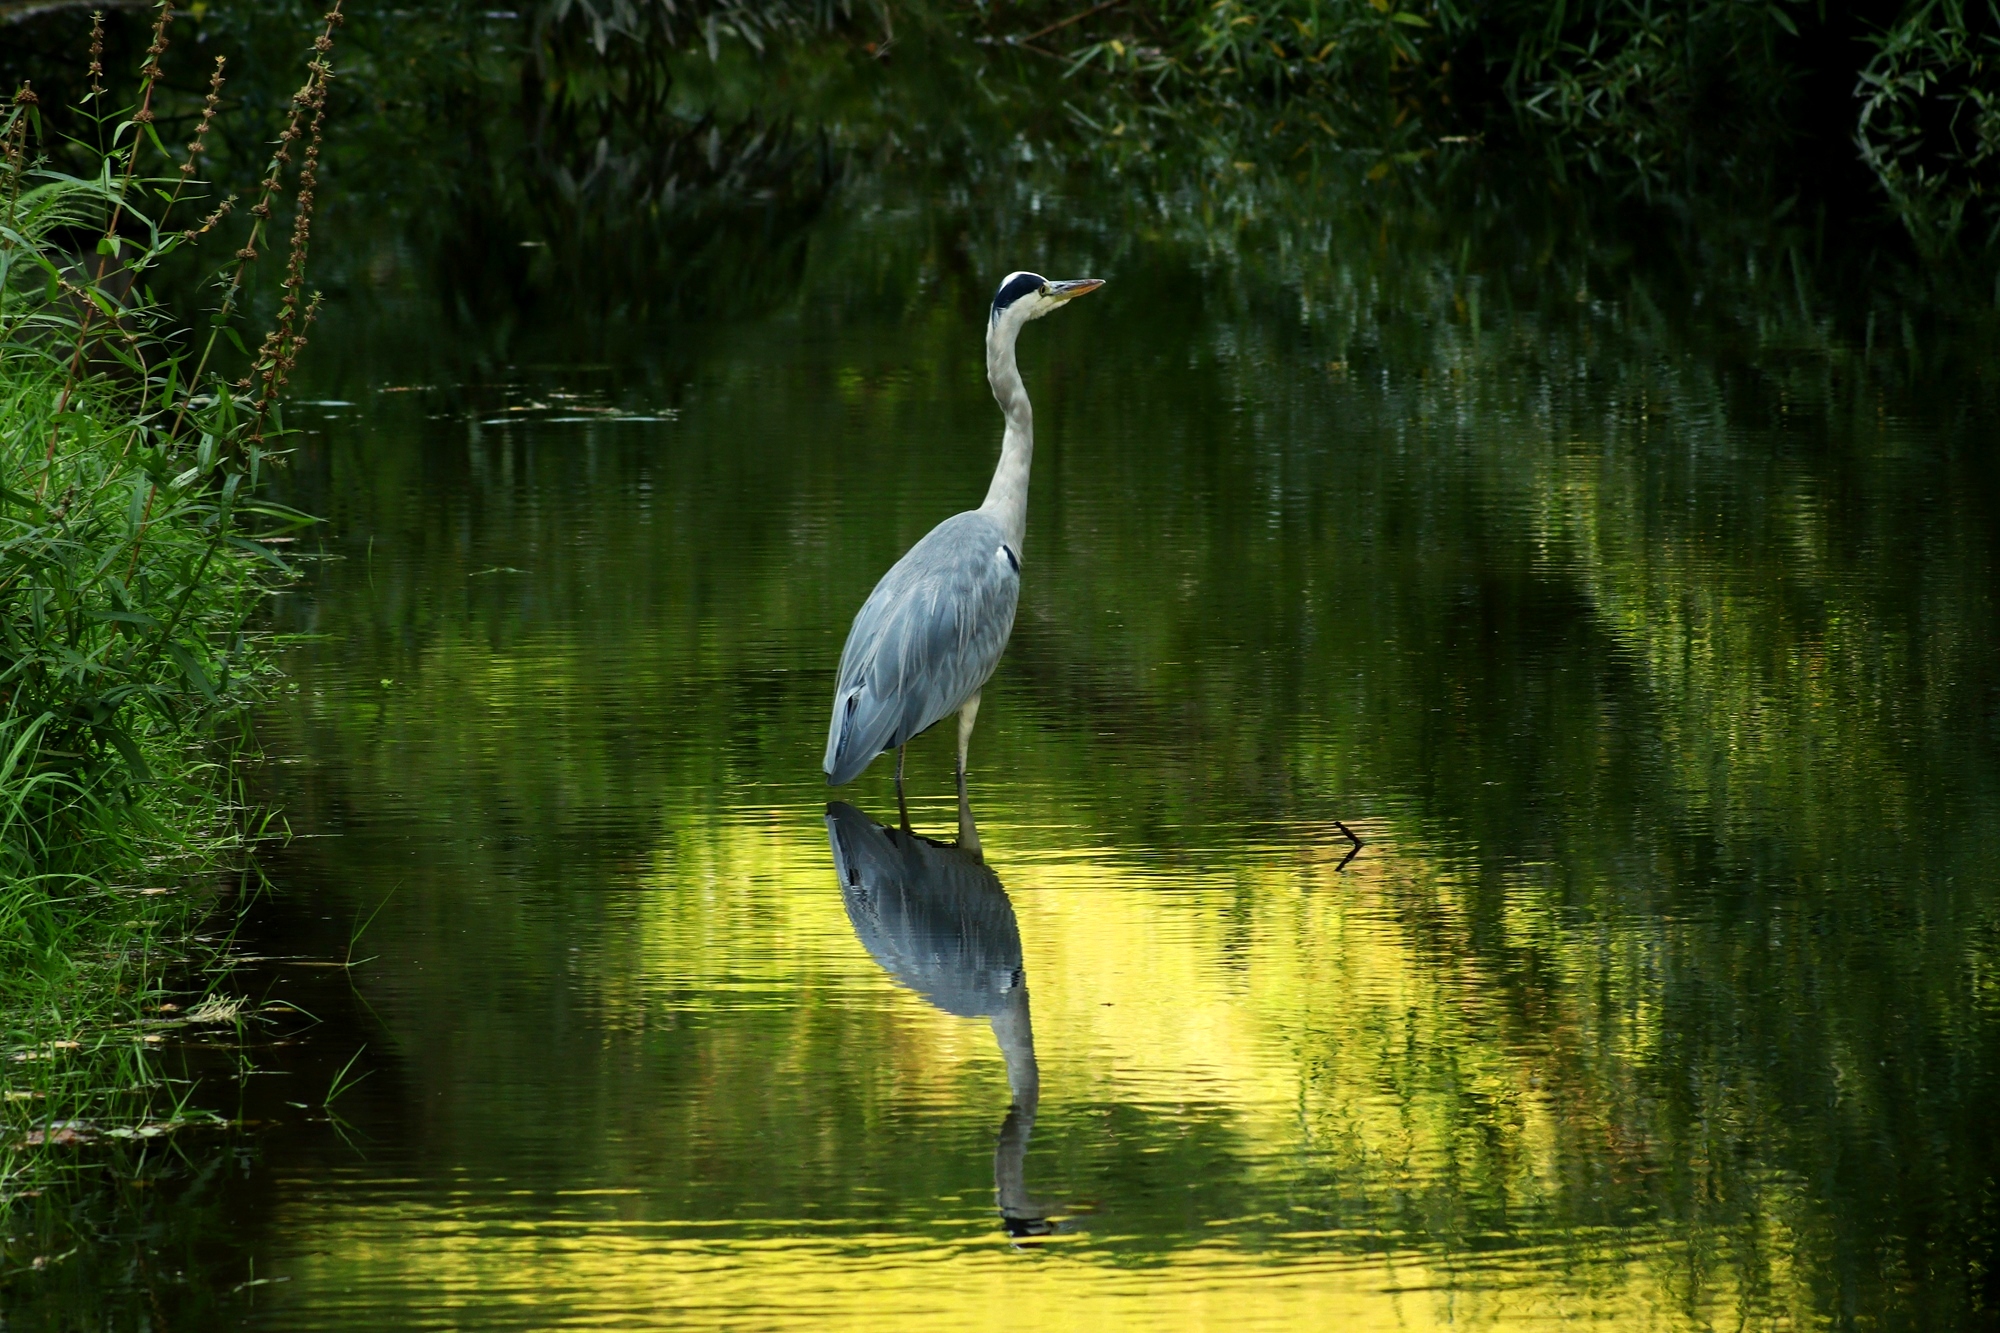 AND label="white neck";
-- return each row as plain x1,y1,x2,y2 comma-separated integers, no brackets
980,315,1033,552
